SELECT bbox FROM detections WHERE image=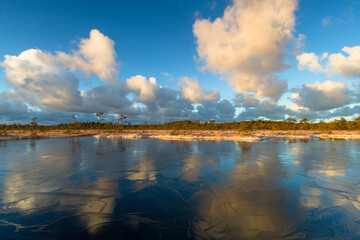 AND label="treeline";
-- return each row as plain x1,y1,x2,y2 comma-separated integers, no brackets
1,117,360,132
